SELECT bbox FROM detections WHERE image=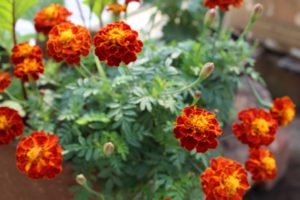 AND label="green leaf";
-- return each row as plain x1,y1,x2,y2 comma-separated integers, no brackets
76,113,110,126
0,0,38,32
82,0,112,17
